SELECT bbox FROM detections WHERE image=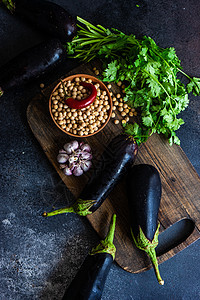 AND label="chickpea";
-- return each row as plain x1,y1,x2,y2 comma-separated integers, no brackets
118,107,123,112
53,91,58,96
58,103,63,108
54,112,58,117
124,108,129,114
52,109,56,113
131,108,135,112
75,77,80,82
72,124,77,129
67,112,72,118
58,108,62,112
81,77,86,81
118,102,123,107
53,100,58,105
71,120,76,124
100,95,104,100
112,106,116,111
82,89,86,94
119,98,123,102
98,116,103,121
65,127,70,132
64,105,68,109
123,103,128,109
95,70,99,75
107,84,112,89
116,93,121,98
111,112,115,118
114,119,119,125
73,129,77,134
125,116,130,122
121,112,126,117
61,124,66,129
54,104,58,110
88,79,92,83
93,67,97,71
66,119,70,124
76,96,81,100
60,93,65,98
58,120,63,125
79,131,84,136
